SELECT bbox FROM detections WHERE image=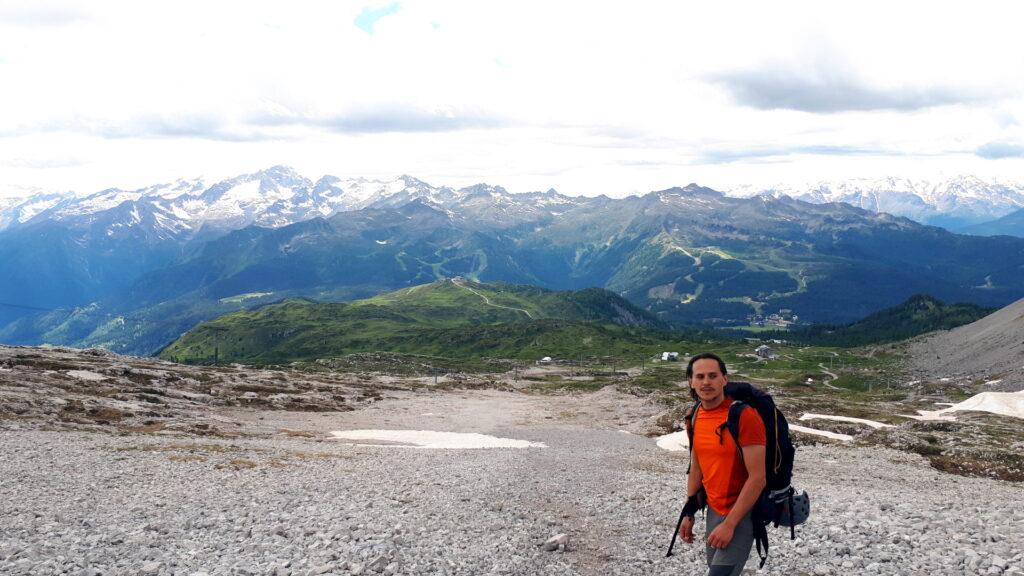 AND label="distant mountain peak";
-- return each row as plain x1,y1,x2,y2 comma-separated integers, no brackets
460,183,509,196
256,164,303,178
727,175,1024,230
398,174,432,188
650,183,723,198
